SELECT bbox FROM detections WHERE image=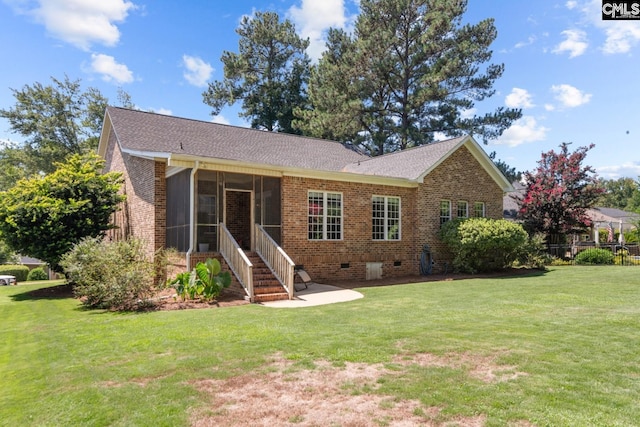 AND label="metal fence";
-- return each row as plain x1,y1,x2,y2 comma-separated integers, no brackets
547,243,640,266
